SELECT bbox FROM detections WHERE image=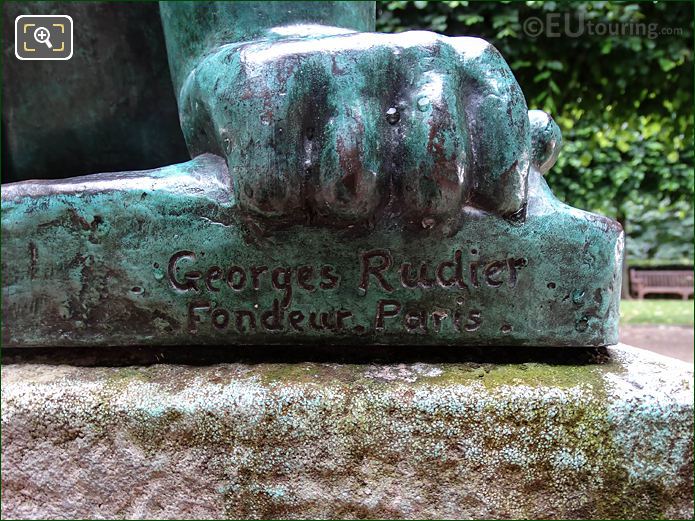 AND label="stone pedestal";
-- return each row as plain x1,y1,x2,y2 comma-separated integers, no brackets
2,344,692,519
